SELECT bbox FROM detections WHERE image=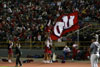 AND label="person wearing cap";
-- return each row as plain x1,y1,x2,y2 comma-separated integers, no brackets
63,45,71,61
